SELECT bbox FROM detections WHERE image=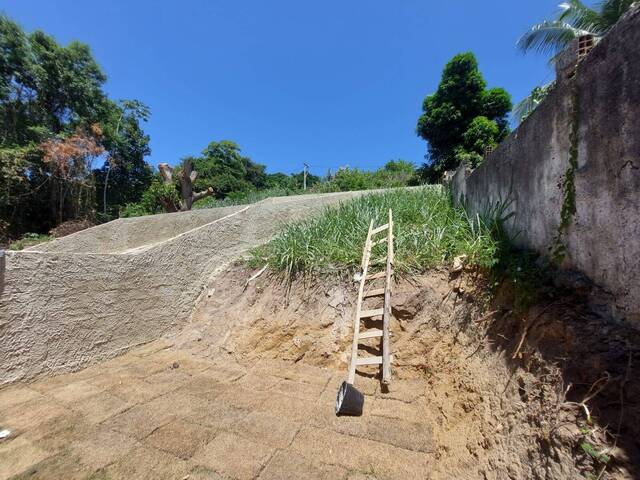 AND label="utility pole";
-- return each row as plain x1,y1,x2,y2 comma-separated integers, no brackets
303,163,309,190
